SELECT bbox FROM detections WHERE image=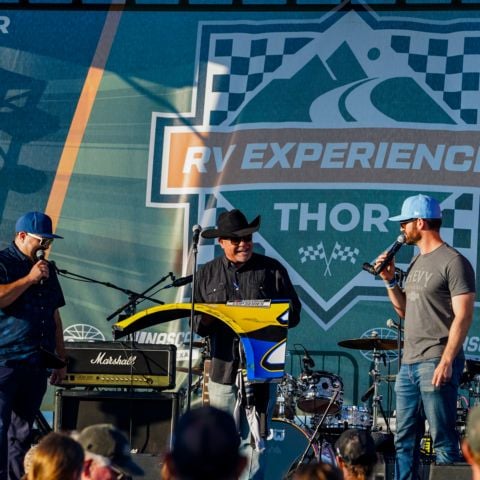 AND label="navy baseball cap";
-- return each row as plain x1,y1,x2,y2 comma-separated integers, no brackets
15,212,63,239
388,194,442,222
